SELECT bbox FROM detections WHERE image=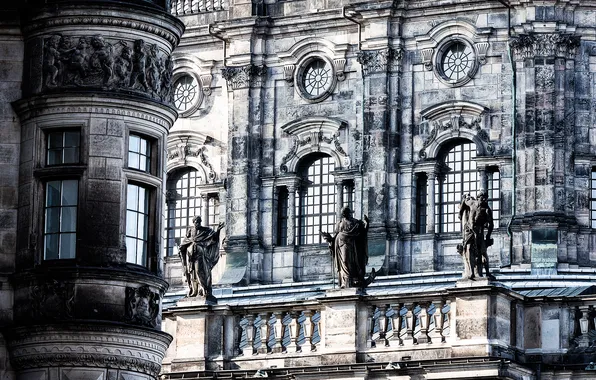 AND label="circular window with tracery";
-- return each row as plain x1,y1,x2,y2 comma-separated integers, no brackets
296,57,335,102
173,74,200,115
436,40,477,86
